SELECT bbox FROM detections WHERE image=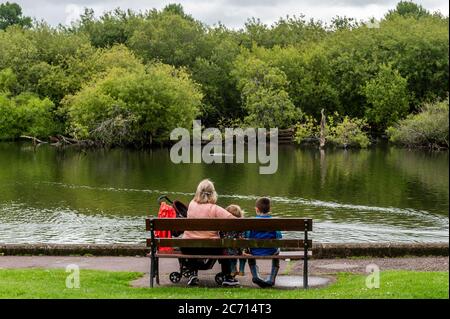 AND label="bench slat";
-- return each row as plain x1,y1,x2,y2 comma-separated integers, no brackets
146,218,312,232
147,238,312,248
155,251,312,259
